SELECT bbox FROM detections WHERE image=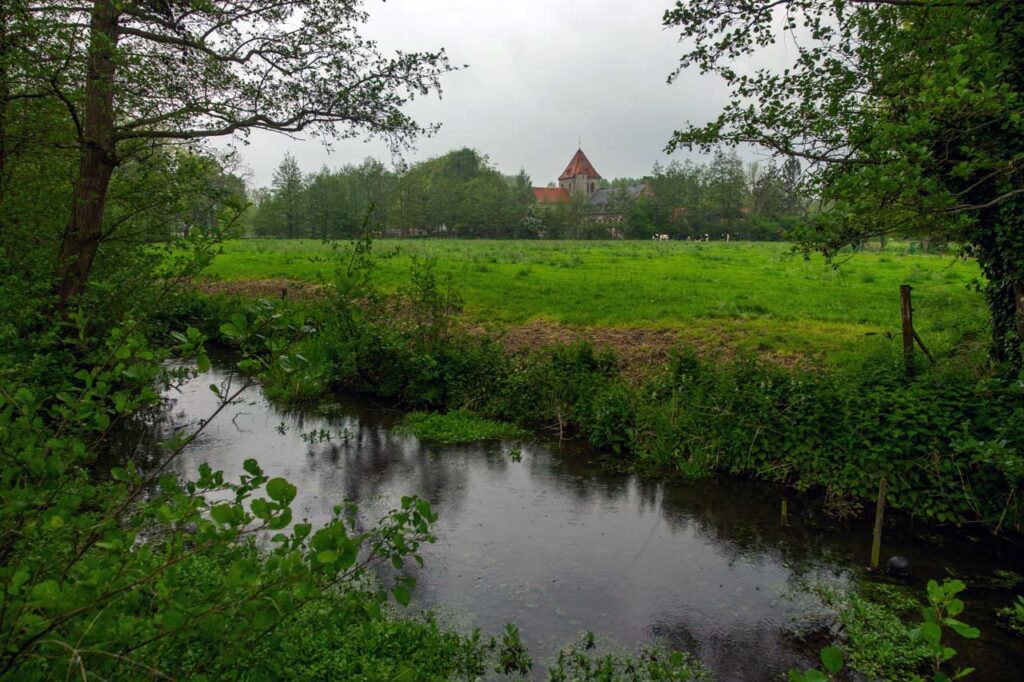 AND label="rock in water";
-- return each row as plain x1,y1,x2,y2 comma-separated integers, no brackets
887,555,910,576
